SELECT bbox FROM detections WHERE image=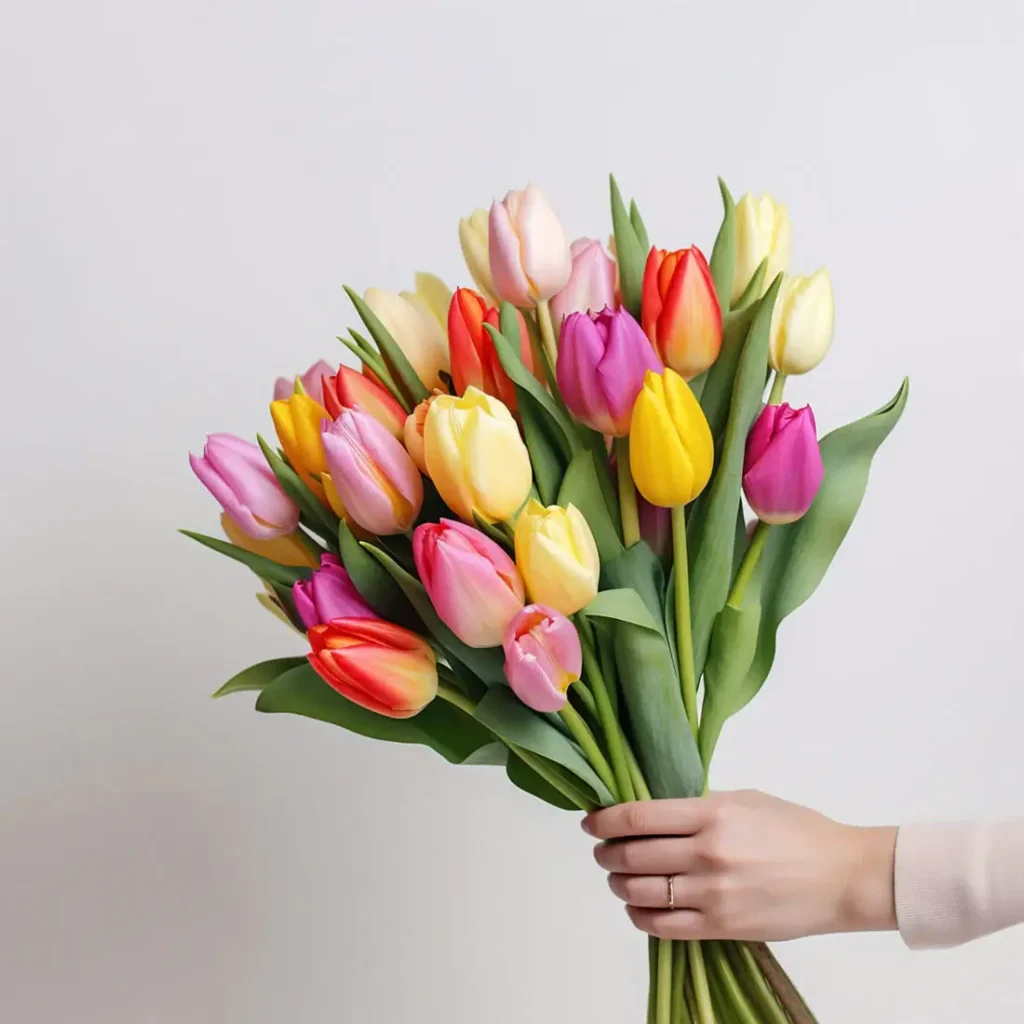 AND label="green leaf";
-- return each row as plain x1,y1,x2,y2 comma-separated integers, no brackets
610,174,646,319
211,657,307,698
506,751,578,810
180,530,311,586
517,390,566,505
742,378,910,699
256,435,339,541
698,601,762,764
629,199,651,255
344,285,429,406
256,663,497,764
732,258,767,312
708,178,737,315
688,276,782,680
487,320,578,461
473,688,615,806
557,450,625,563
363,543,506,688
267,580,308,632
337,519,419,630
600,543,666,634
472,511,514,551
697,299,761,445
